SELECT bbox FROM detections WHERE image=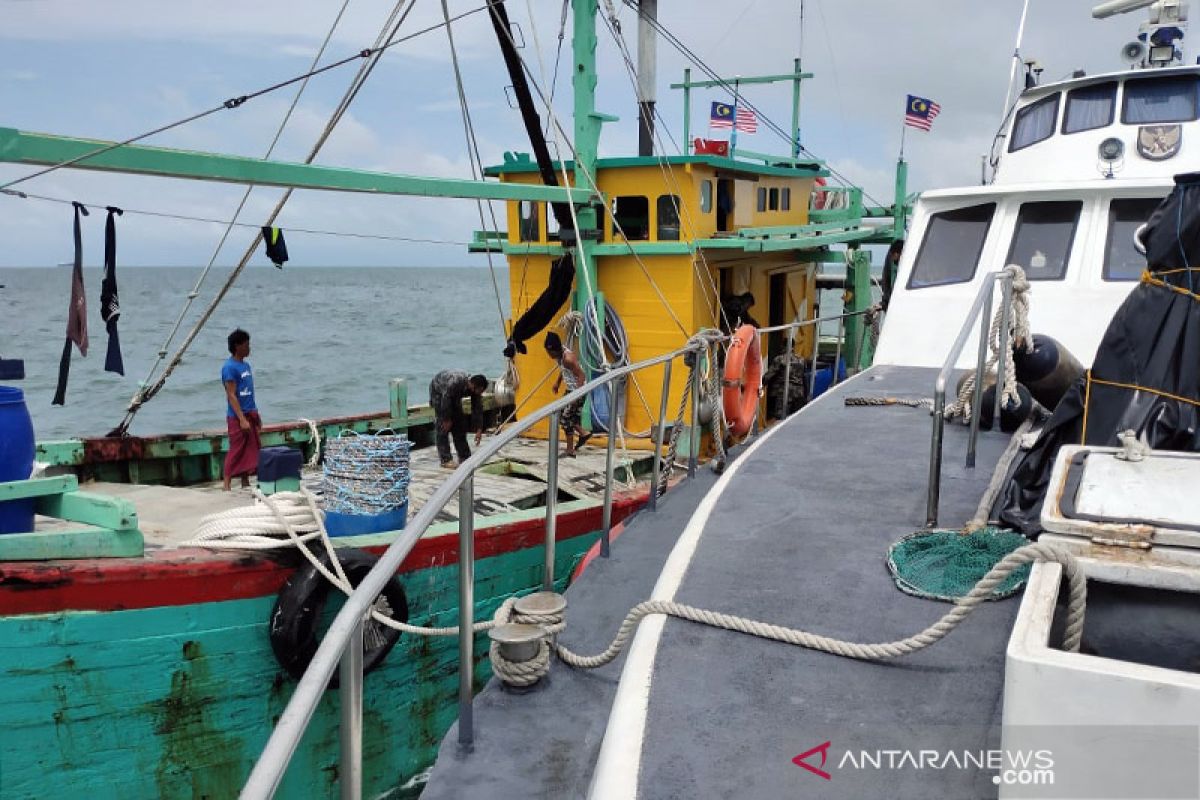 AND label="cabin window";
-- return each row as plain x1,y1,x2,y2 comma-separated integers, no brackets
1122,75,1200,124
518,201,540,242
611,196,649,240
1104,198,1160,281
757,187,767,212
1063,82,1117,134
781,188,791,211
1009,93,1060,152
657,194,681,241
907,202,996,289
769,188,780,211
1005,201,1080,281
700,180,713,213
